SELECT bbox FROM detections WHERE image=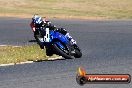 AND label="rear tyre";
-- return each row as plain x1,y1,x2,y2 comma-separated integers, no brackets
53,43,73,59
46,51,53,56
45,47,53,56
